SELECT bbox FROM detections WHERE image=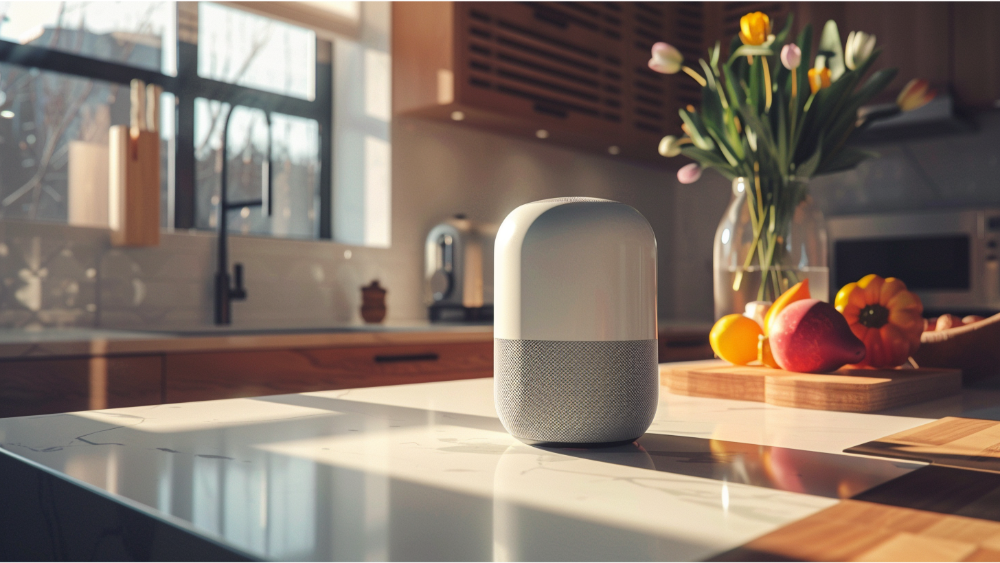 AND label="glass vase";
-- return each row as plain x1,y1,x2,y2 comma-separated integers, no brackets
713,176,829,320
